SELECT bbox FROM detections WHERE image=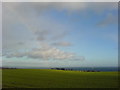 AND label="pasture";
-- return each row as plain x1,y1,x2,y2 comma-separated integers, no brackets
2,69,119,88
